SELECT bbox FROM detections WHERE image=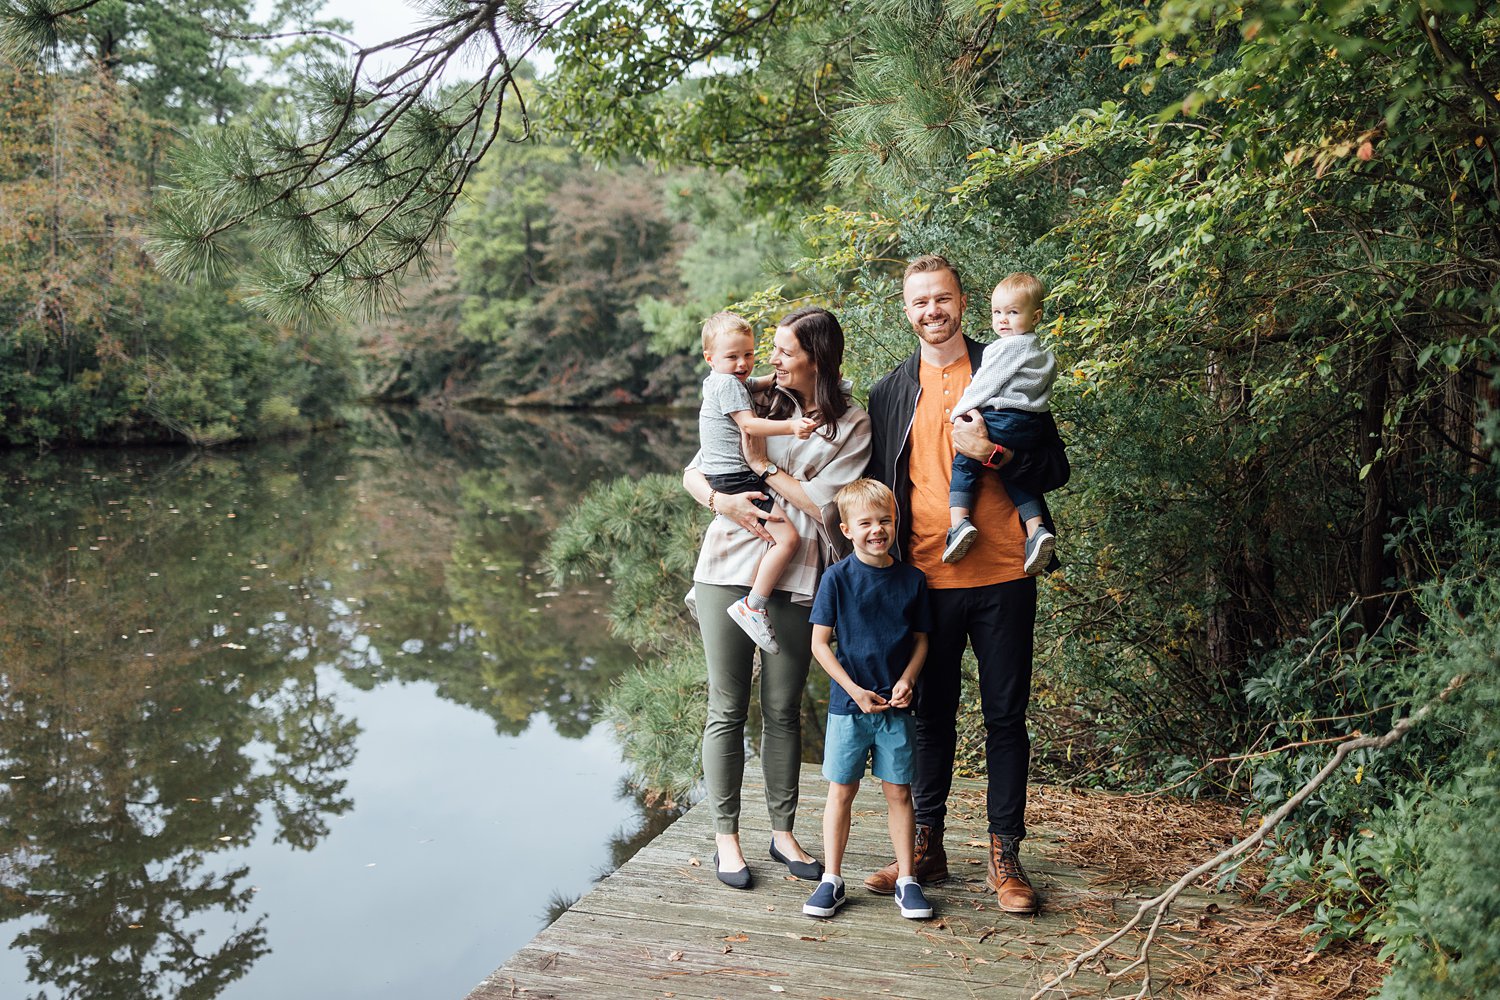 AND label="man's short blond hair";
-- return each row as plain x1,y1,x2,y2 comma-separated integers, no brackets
835,478,895,524
701,311,753,353
994,273,1046,311
903,254,964,297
